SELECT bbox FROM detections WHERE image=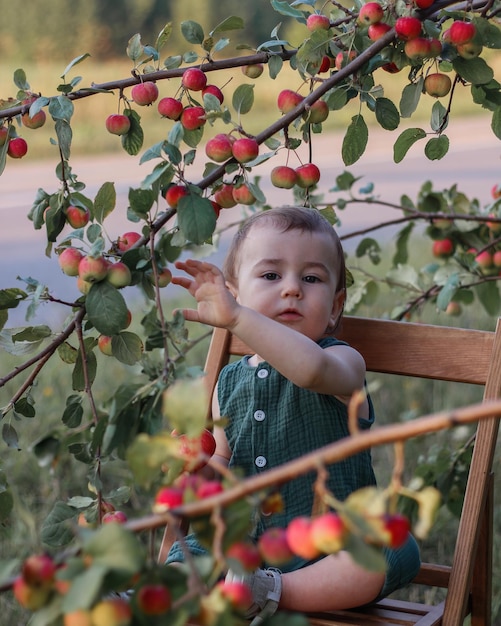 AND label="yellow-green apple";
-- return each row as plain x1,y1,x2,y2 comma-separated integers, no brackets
307,13,331,31
226,541,262,572
164,184,189,208
404,37,432,62
153,486,184,513
78,255,109,283
242,63,264,78
310,512,347,553
117,231,141,251
456,40,483,59
77,277,92,295
22,109,46,130
105,114,130,136
432,238,454,258
270,165,297,189
66,205,90,229
277,89,304,114
182,67,207,91
148,267,172,287
357,2,384,25
232,183,256,205
7,137,28,158
295,163,321,188
205,133,234,162
449,20,476,45
305,99,329,123
59,247,84,276
91,597,132,626
368,21,392,40
106,262,132,288
131,81,158,106
136,583,172,615
285,516,321,560
257,527,294,565
157,97,183,120
424,73,452,97
395,16,422,40
202,84,224,103
487,213,501,232
13,576,51,610
97,335,113,356
231,137,259,163
214,183,237,208
445,301,462,316
429,38,442,57
180,106,206,130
